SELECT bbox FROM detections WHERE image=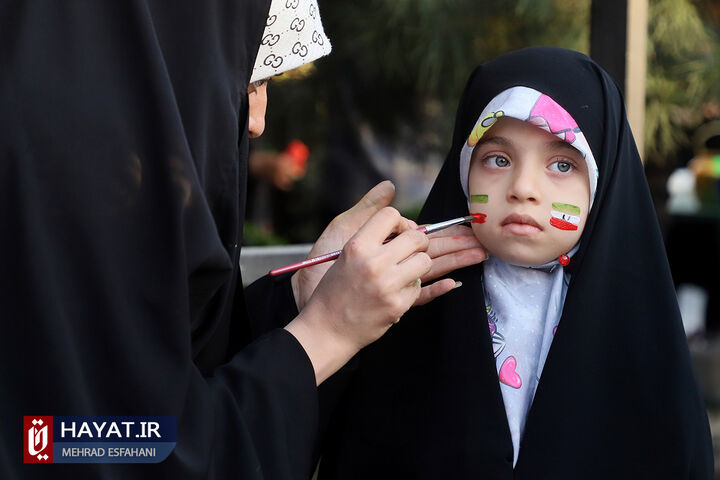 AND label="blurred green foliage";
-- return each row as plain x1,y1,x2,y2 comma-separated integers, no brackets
261,0,719,166
249,0,720,245
645,0,719,164
243,220,289,246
